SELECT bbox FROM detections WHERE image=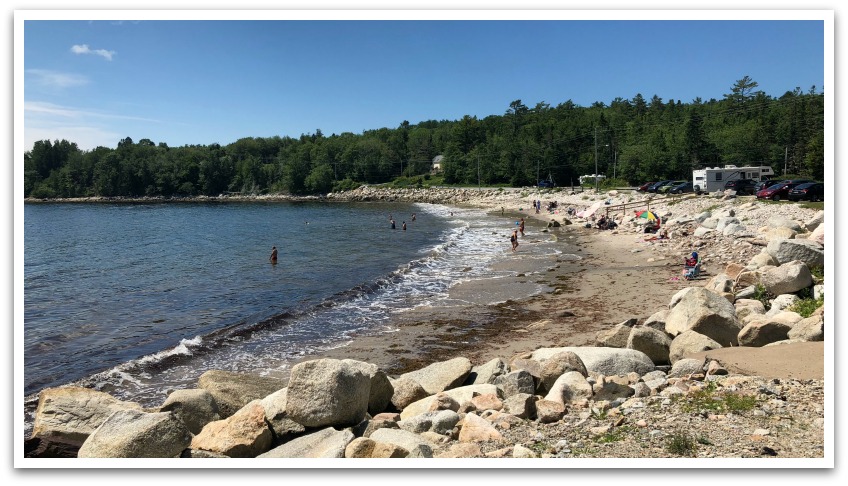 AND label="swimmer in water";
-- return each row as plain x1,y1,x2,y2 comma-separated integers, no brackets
269,246,278,263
